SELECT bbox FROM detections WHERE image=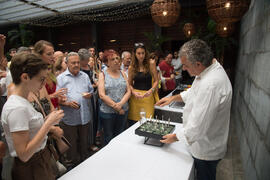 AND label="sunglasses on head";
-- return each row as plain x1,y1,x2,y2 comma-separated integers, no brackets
134,42,144,47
